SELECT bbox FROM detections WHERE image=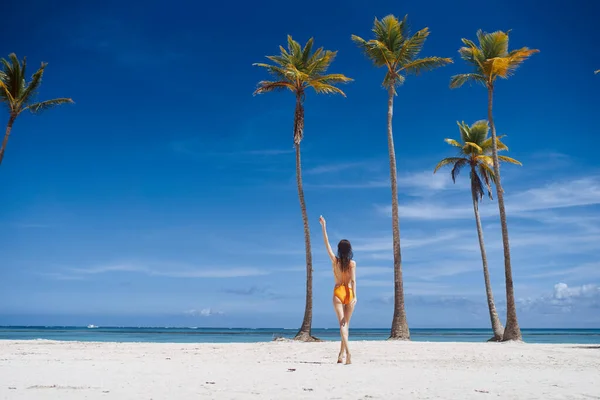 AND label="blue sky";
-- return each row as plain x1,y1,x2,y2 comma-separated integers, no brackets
1,0,599,329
